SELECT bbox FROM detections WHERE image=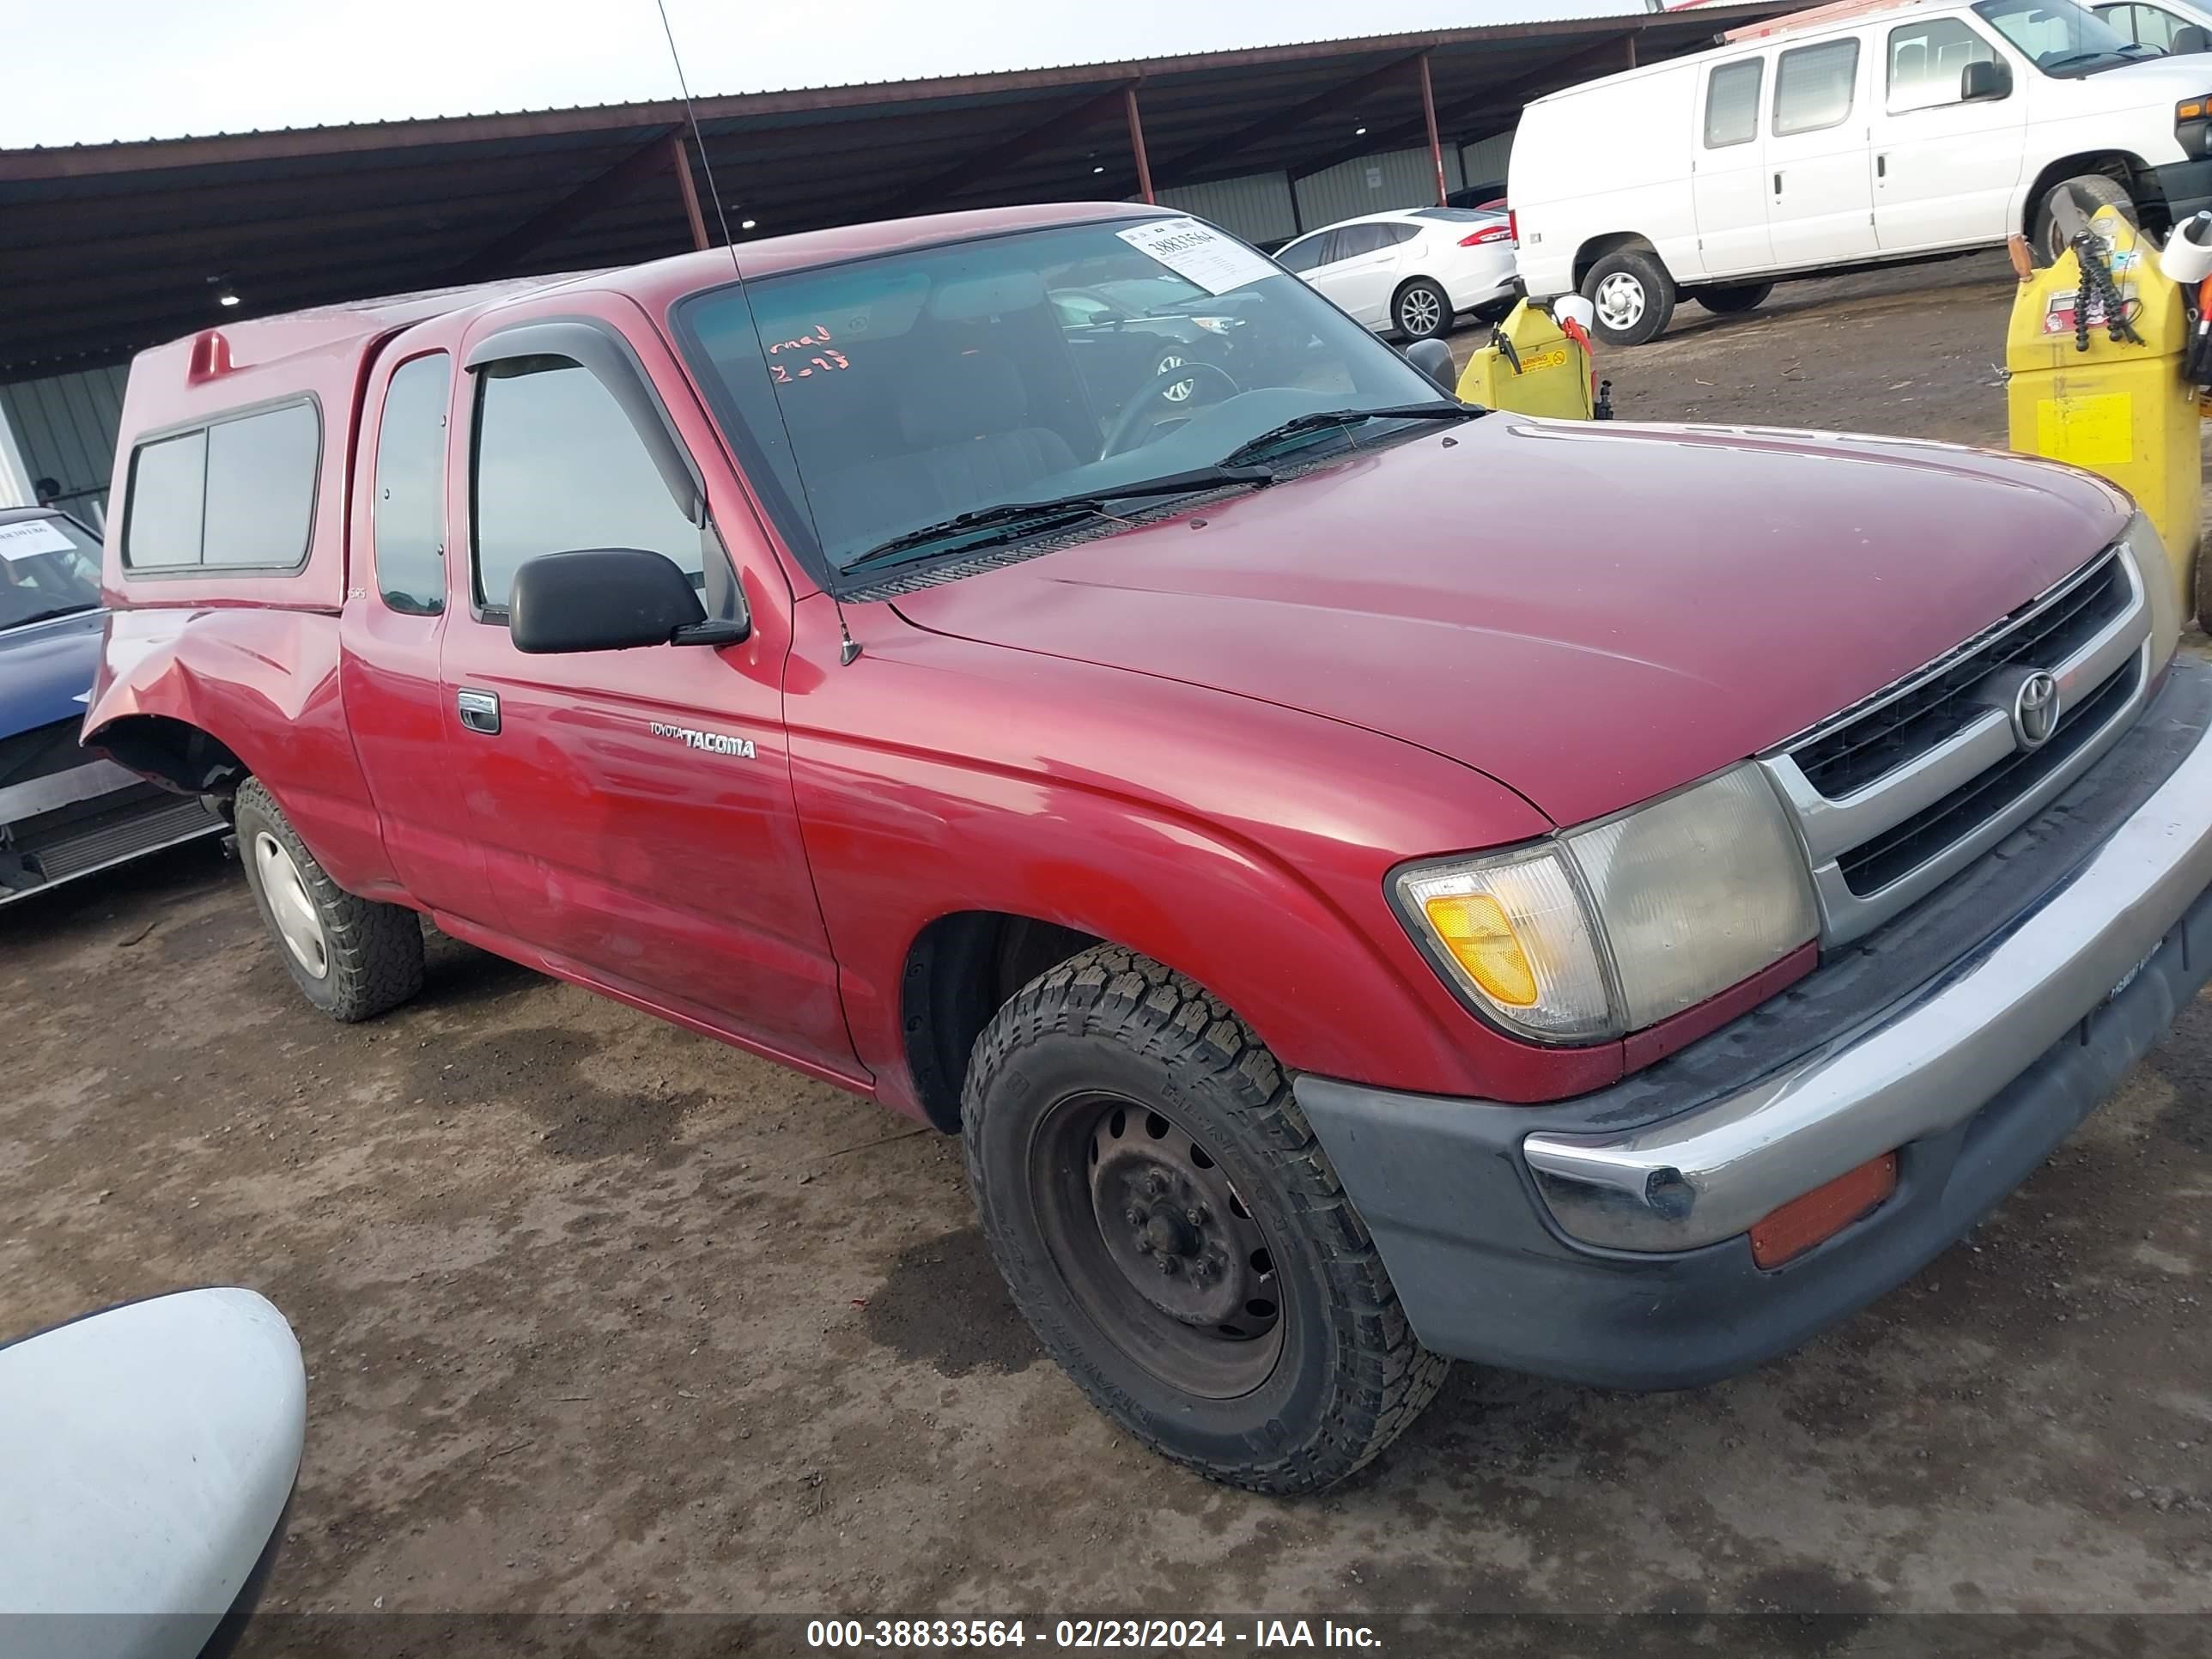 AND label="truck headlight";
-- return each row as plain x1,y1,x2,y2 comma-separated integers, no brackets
1393,765,1817,1043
